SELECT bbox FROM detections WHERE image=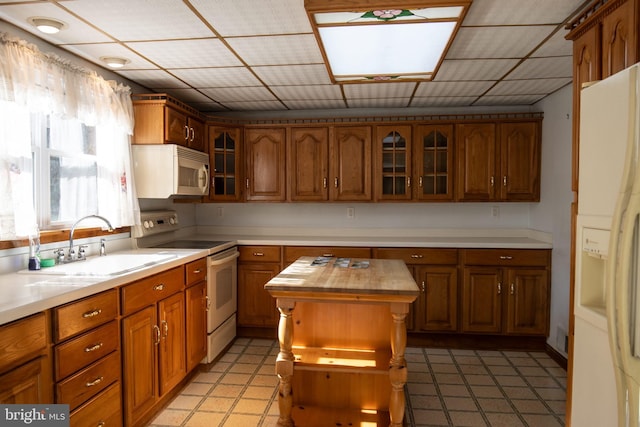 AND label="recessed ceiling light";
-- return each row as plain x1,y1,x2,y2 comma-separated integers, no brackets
27,17,67,34
100,57,130,68
305,1,471,83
